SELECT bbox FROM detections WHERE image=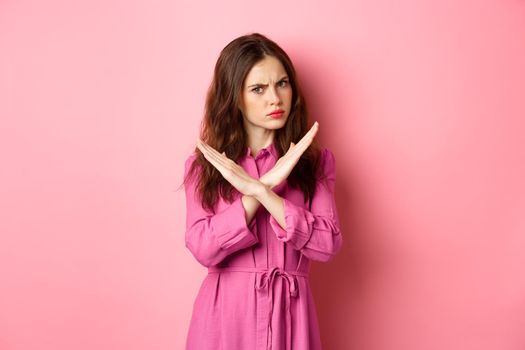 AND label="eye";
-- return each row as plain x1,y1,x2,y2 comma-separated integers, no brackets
252,86,263,94
279,80,289,87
